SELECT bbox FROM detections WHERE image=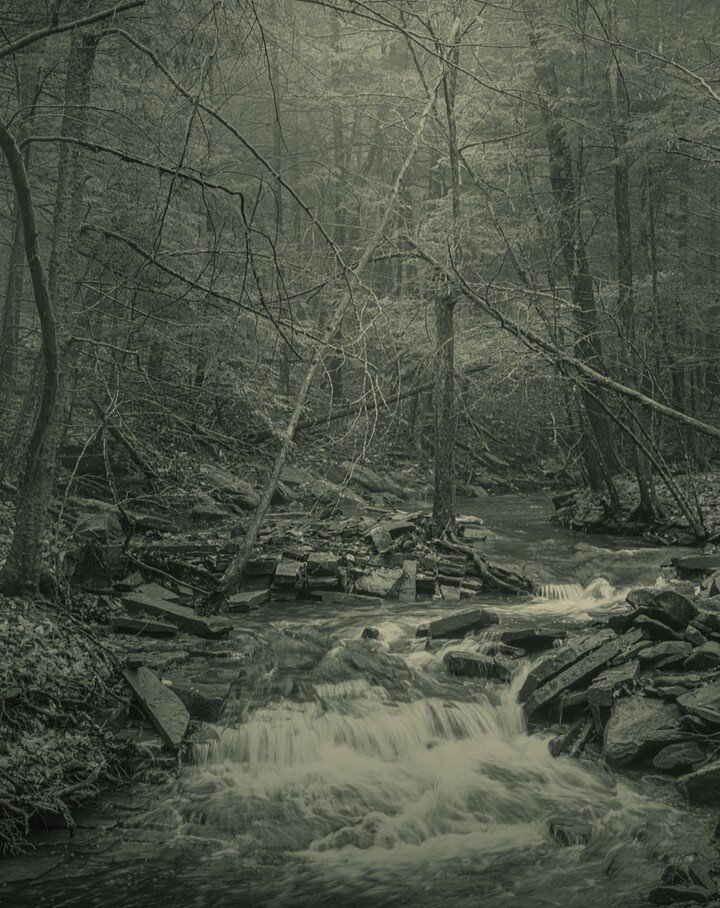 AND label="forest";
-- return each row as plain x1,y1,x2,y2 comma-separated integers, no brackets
3,1,720,906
